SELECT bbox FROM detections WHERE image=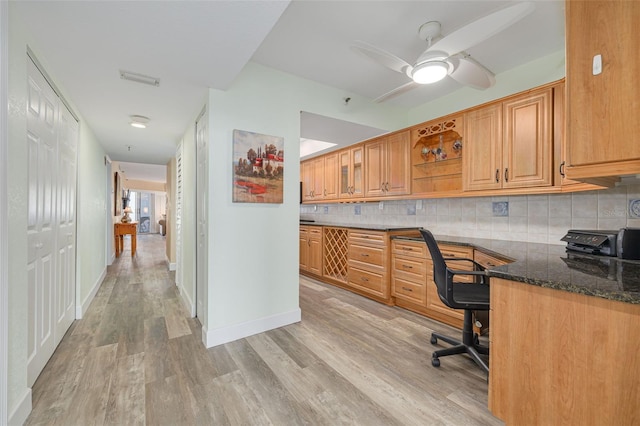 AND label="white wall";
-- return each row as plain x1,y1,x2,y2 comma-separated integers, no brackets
76,123,108,316
7,7,108,422
178,126,197,319
199,62,408,344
